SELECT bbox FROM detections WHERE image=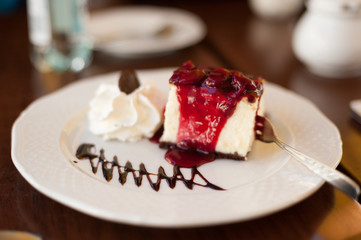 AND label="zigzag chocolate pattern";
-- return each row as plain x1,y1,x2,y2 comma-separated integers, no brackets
75,144,224,191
